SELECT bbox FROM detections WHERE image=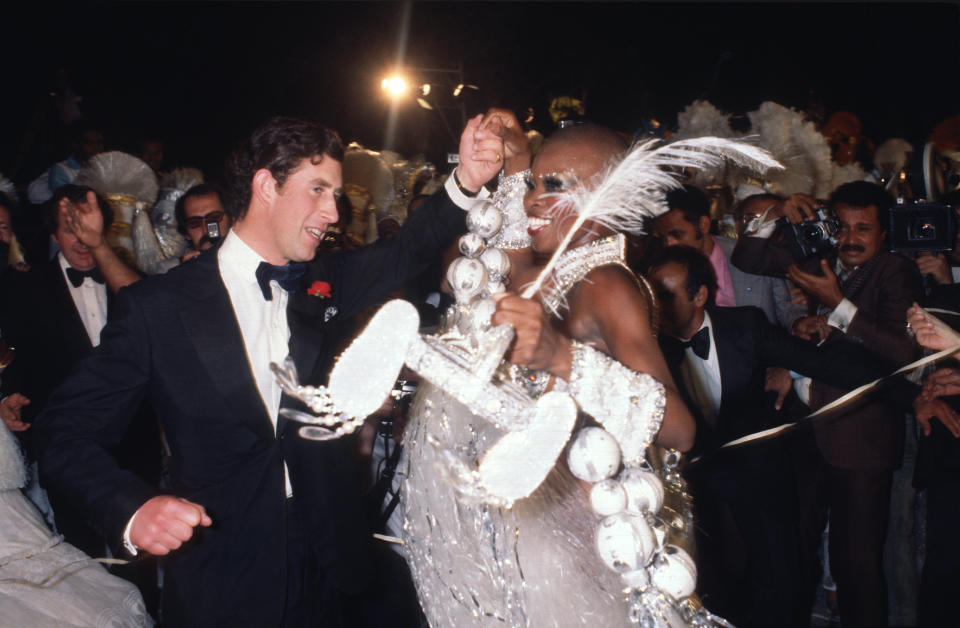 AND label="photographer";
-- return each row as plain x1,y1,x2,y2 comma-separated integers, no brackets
731,181,923,627
174,183,233,262
910,190,960,302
